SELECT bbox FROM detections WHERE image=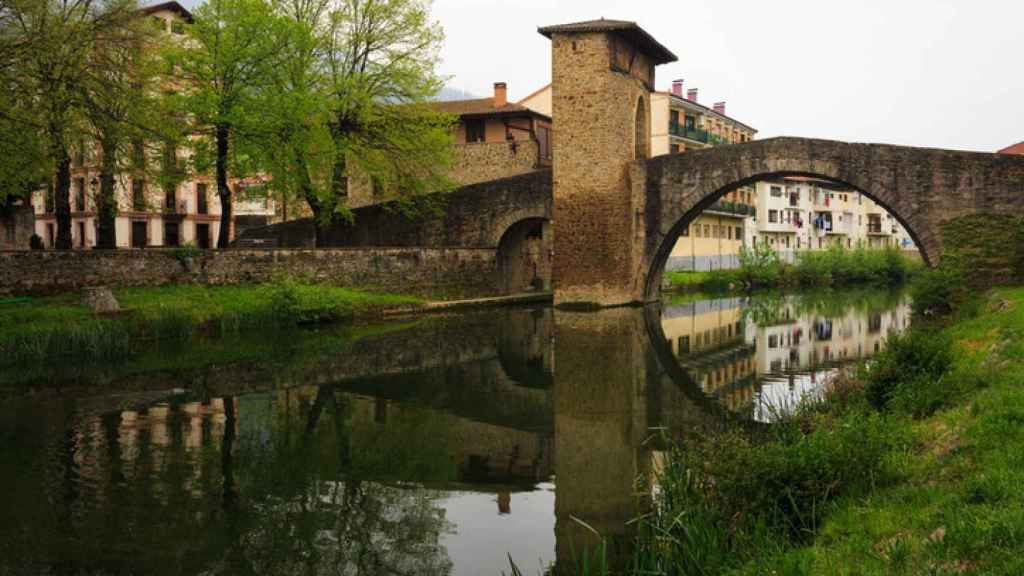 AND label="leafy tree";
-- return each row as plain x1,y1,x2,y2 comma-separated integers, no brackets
253,0,455,245
165,0,282,248
78,5,175,248
0,0,140,249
